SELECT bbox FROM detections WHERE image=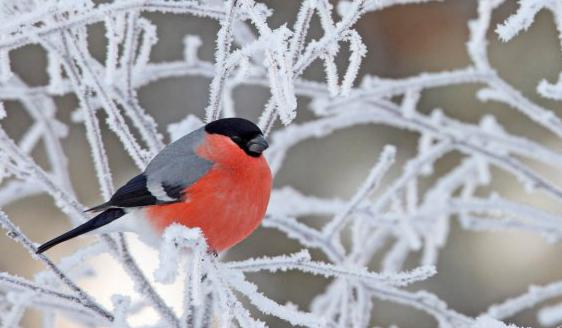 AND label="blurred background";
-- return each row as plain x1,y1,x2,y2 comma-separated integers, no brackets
2,0,562,327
